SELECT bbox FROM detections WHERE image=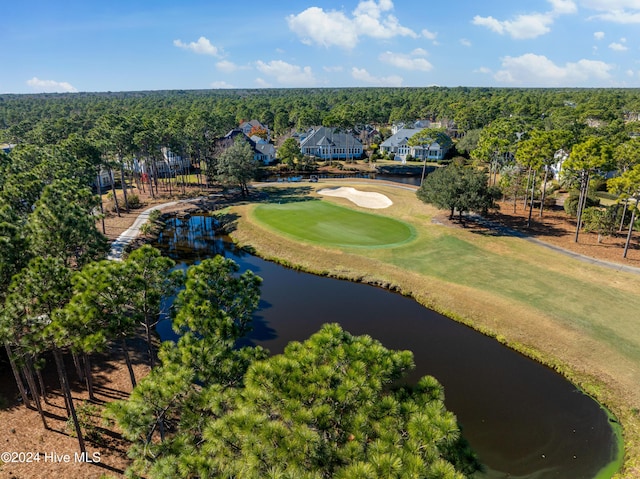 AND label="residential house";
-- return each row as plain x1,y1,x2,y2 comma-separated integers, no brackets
95,167,114,190
357,125,381,146
551,149,570,180
1,143,16,154
129,147,191,178
298,126,363,160
253,137,276,164
391,120,442,135
239,119,270,141
380,128,451,163
390,122,406,135
144,147,191,177
218,129,276,165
